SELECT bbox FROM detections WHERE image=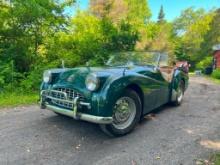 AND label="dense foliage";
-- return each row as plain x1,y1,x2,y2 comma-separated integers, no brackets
0,0,220,93
212,69,220,79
